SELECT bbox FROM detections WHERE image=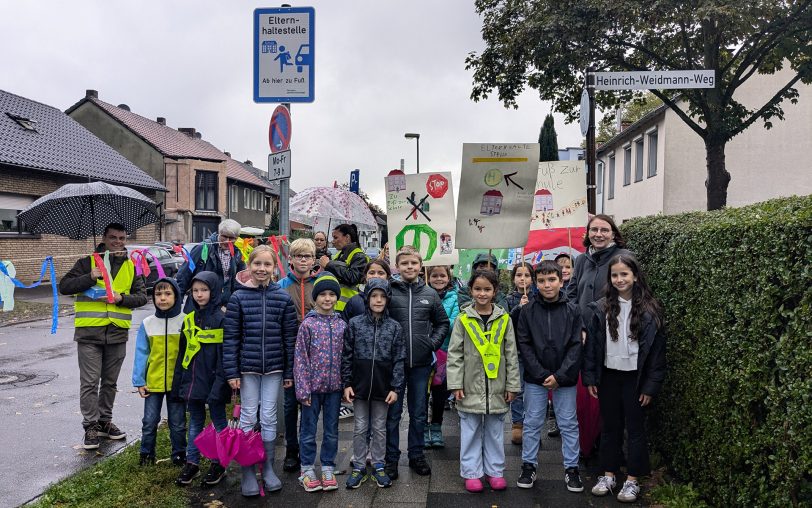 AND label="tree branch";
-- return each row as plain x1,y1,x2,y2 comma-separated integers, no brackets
648,90,706,138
